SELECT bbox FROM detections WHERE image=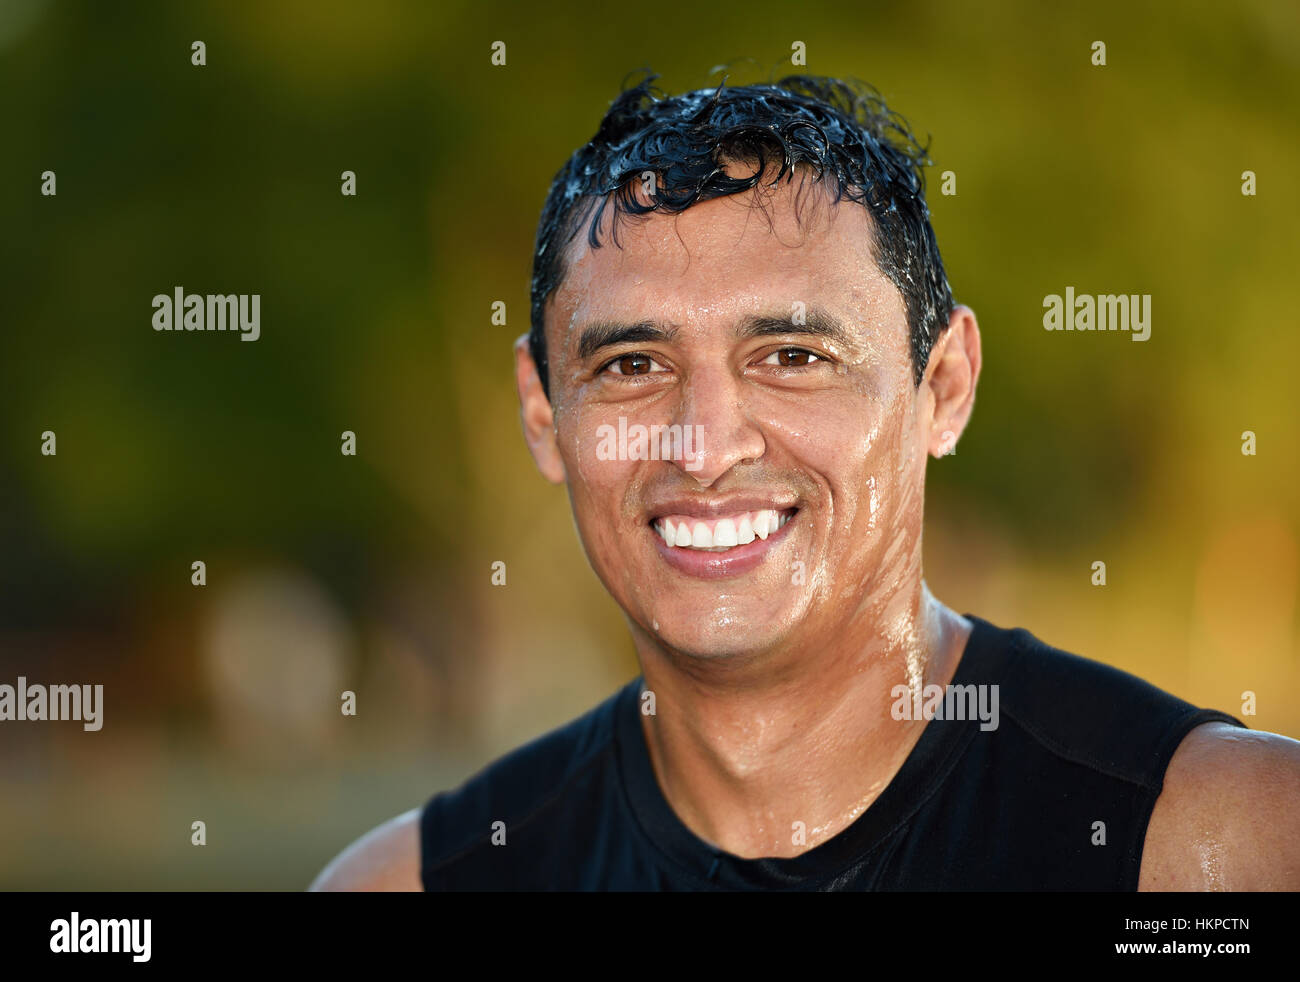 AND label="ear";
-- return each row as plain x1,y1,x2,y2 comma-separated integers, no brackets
514,334,566,484
922,305,981,458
